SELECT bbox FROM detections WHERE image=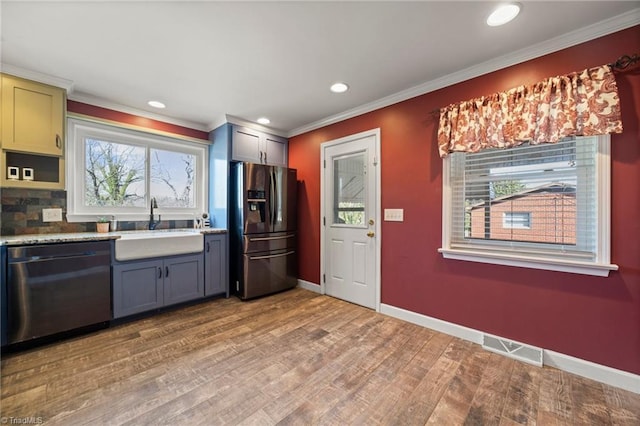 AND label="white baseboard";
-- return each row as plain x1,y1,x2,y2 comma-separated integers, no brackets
380,303,639,394
544,350,640,394
297,279,321,293
380,304,483,345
